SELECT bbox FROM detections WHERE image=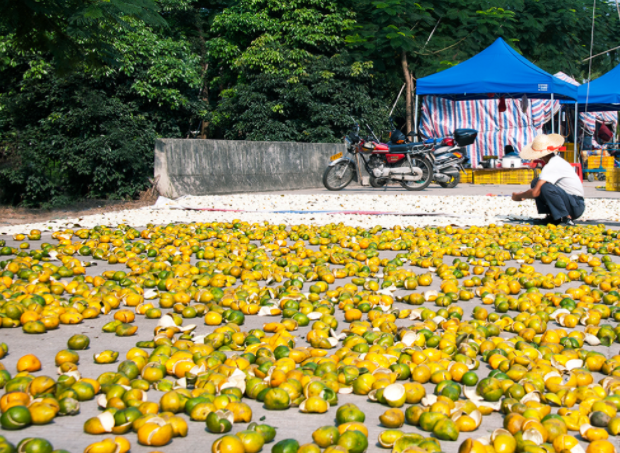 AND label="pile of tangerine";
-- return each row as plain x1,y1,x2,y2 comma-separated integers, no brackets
0,222,617,453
